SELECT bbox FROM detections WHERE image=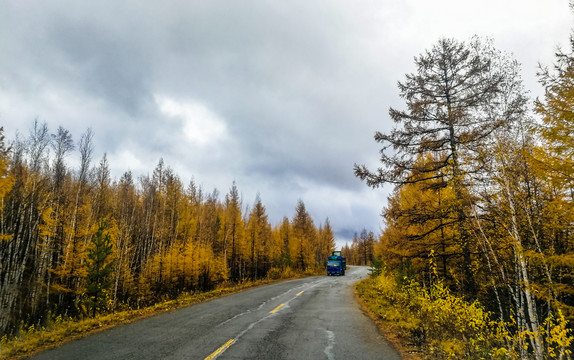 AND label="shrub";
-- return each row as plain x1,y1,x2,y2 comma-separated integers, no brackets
280,267,296,279
267,267,282,280
356,272,568,359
